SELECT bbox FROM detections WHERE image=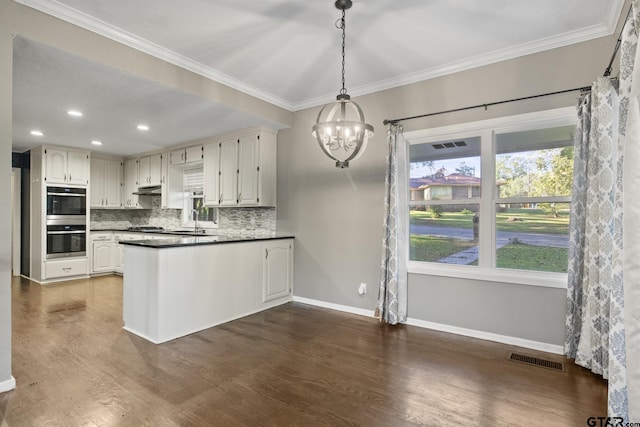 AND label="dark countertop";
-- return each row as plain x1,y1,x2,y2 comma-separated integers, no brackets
119,233,294,248
91,228,212,237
